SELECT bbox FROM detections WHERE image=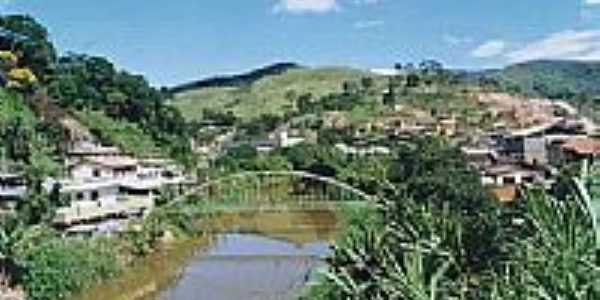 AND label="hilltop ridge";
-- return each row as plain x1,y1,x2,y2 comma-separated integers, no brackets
169,62,301,94
481,59,600,98
170,65,373,121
